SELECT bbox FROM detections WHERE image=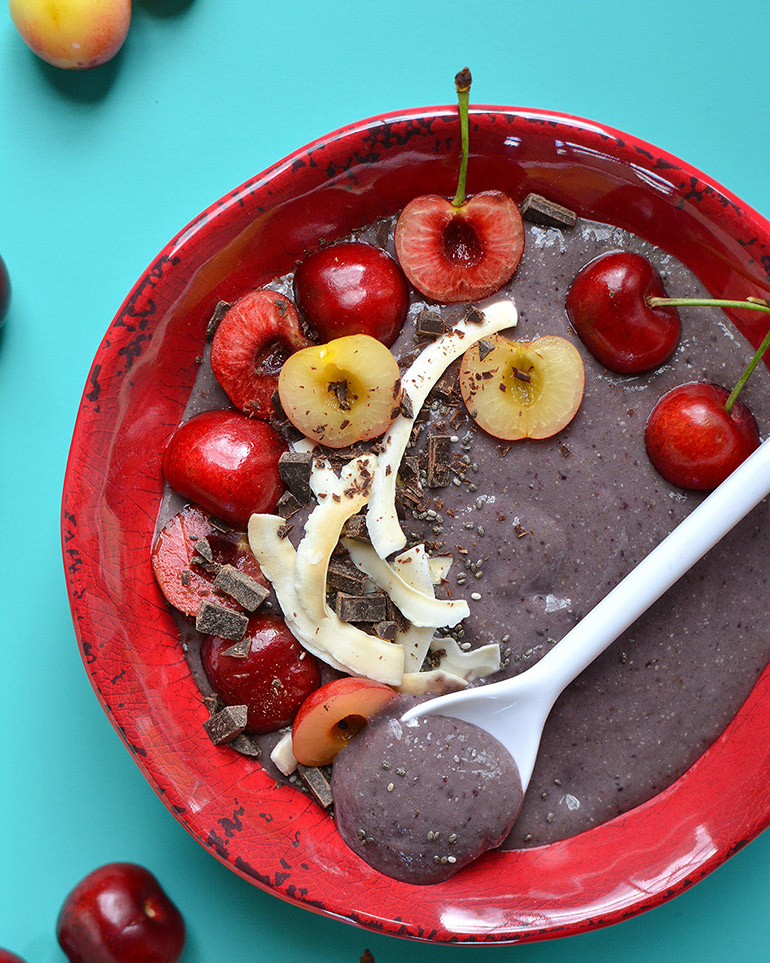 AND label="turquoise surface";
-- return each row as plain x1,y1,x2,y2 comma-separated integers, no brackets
2,0,770,959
